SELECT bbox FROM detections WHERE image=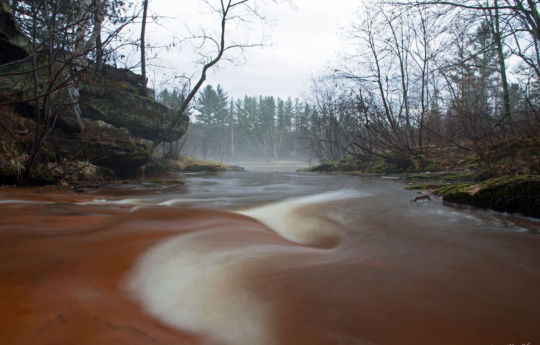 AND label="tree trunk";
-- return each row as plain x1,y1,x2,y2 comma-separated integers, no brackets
140,0,148,96
69,0,104,132
230,118,235,161
493,0,513,133
95,1,104,75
